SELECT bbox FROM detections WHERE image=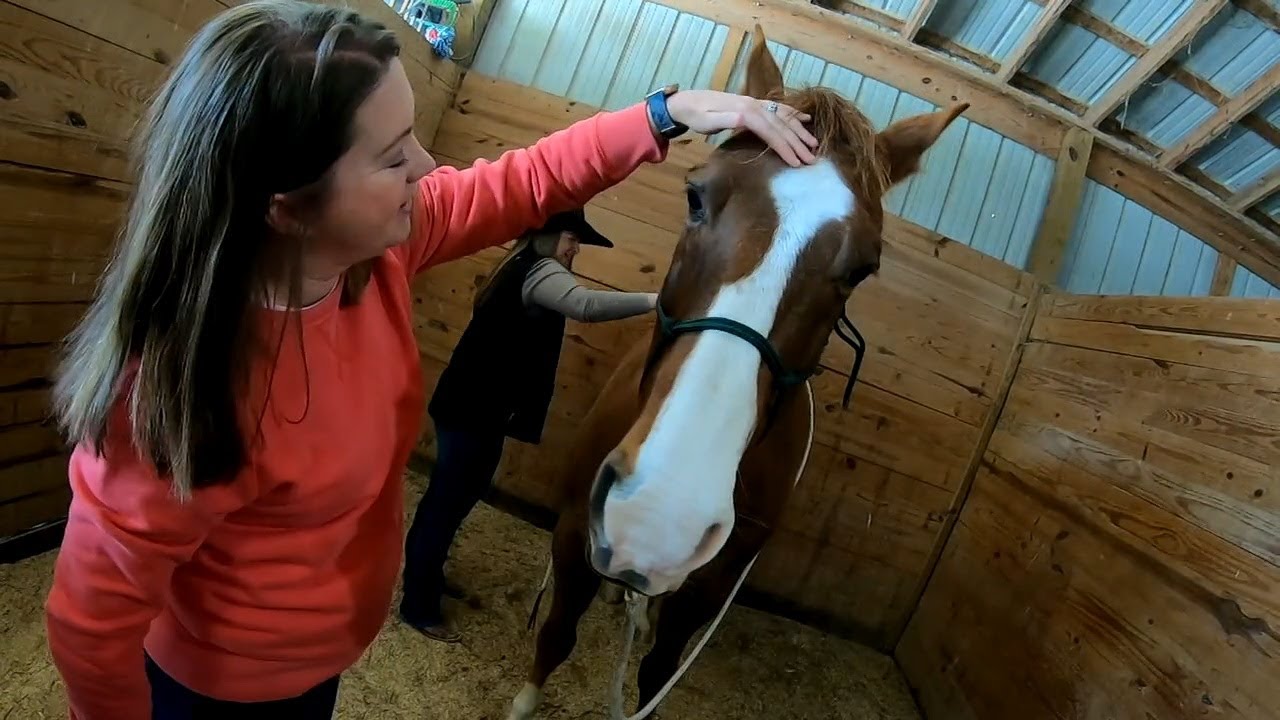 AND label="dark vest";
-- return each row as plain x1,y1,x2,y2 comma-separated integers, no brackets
427,247,566,444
